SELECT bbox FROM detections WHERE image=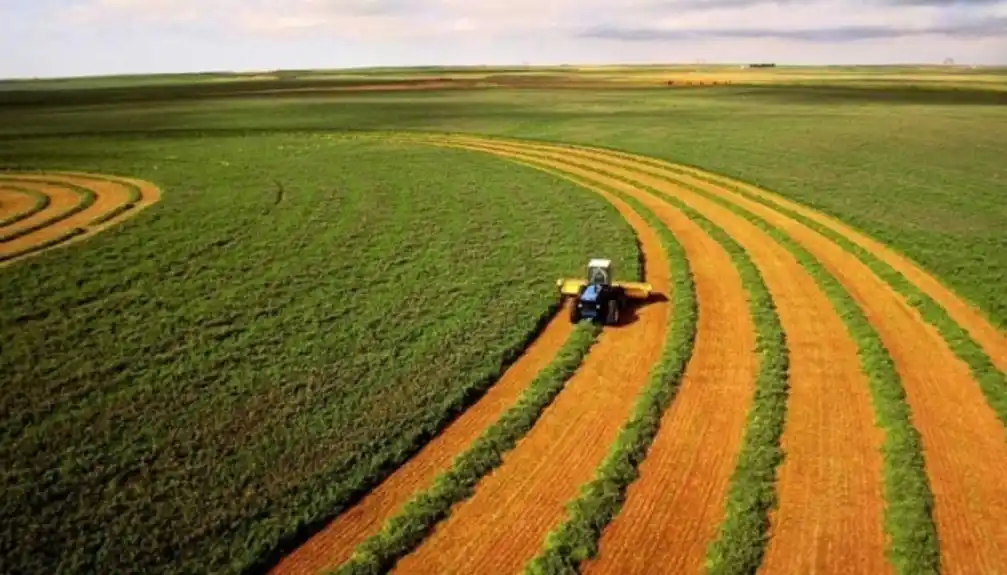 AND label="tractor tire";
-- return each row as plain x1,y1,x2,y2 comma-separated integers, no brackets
570,303,581,324
607,300,620,325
